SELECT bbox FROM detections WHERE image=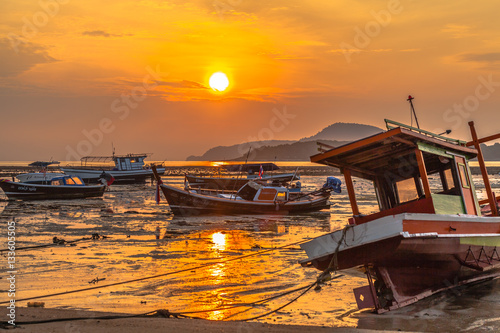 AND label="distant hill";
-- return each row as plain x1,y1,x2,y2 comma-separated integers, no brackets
482,143,500,161
300,122,384,142
231,140,349,161
186,140,295,161
186,122,500,162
